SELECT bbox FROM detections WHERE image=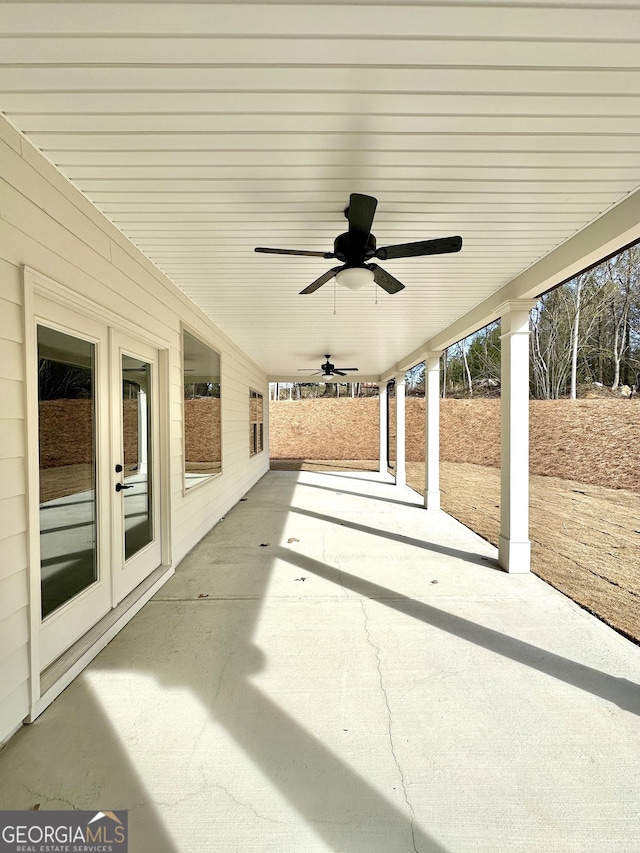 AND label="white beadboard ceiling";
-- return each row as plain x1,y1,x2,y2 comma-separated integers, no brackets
2,0,640,379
